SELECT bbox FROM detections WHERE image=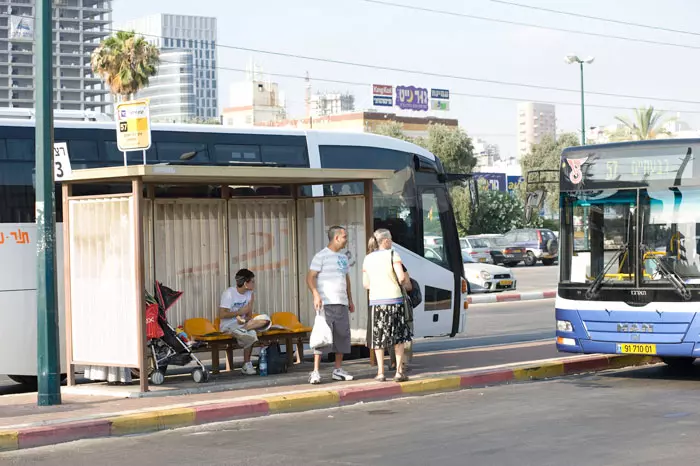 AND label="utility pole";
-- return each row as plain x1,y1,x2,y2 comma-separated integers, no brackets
36,0,61,406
